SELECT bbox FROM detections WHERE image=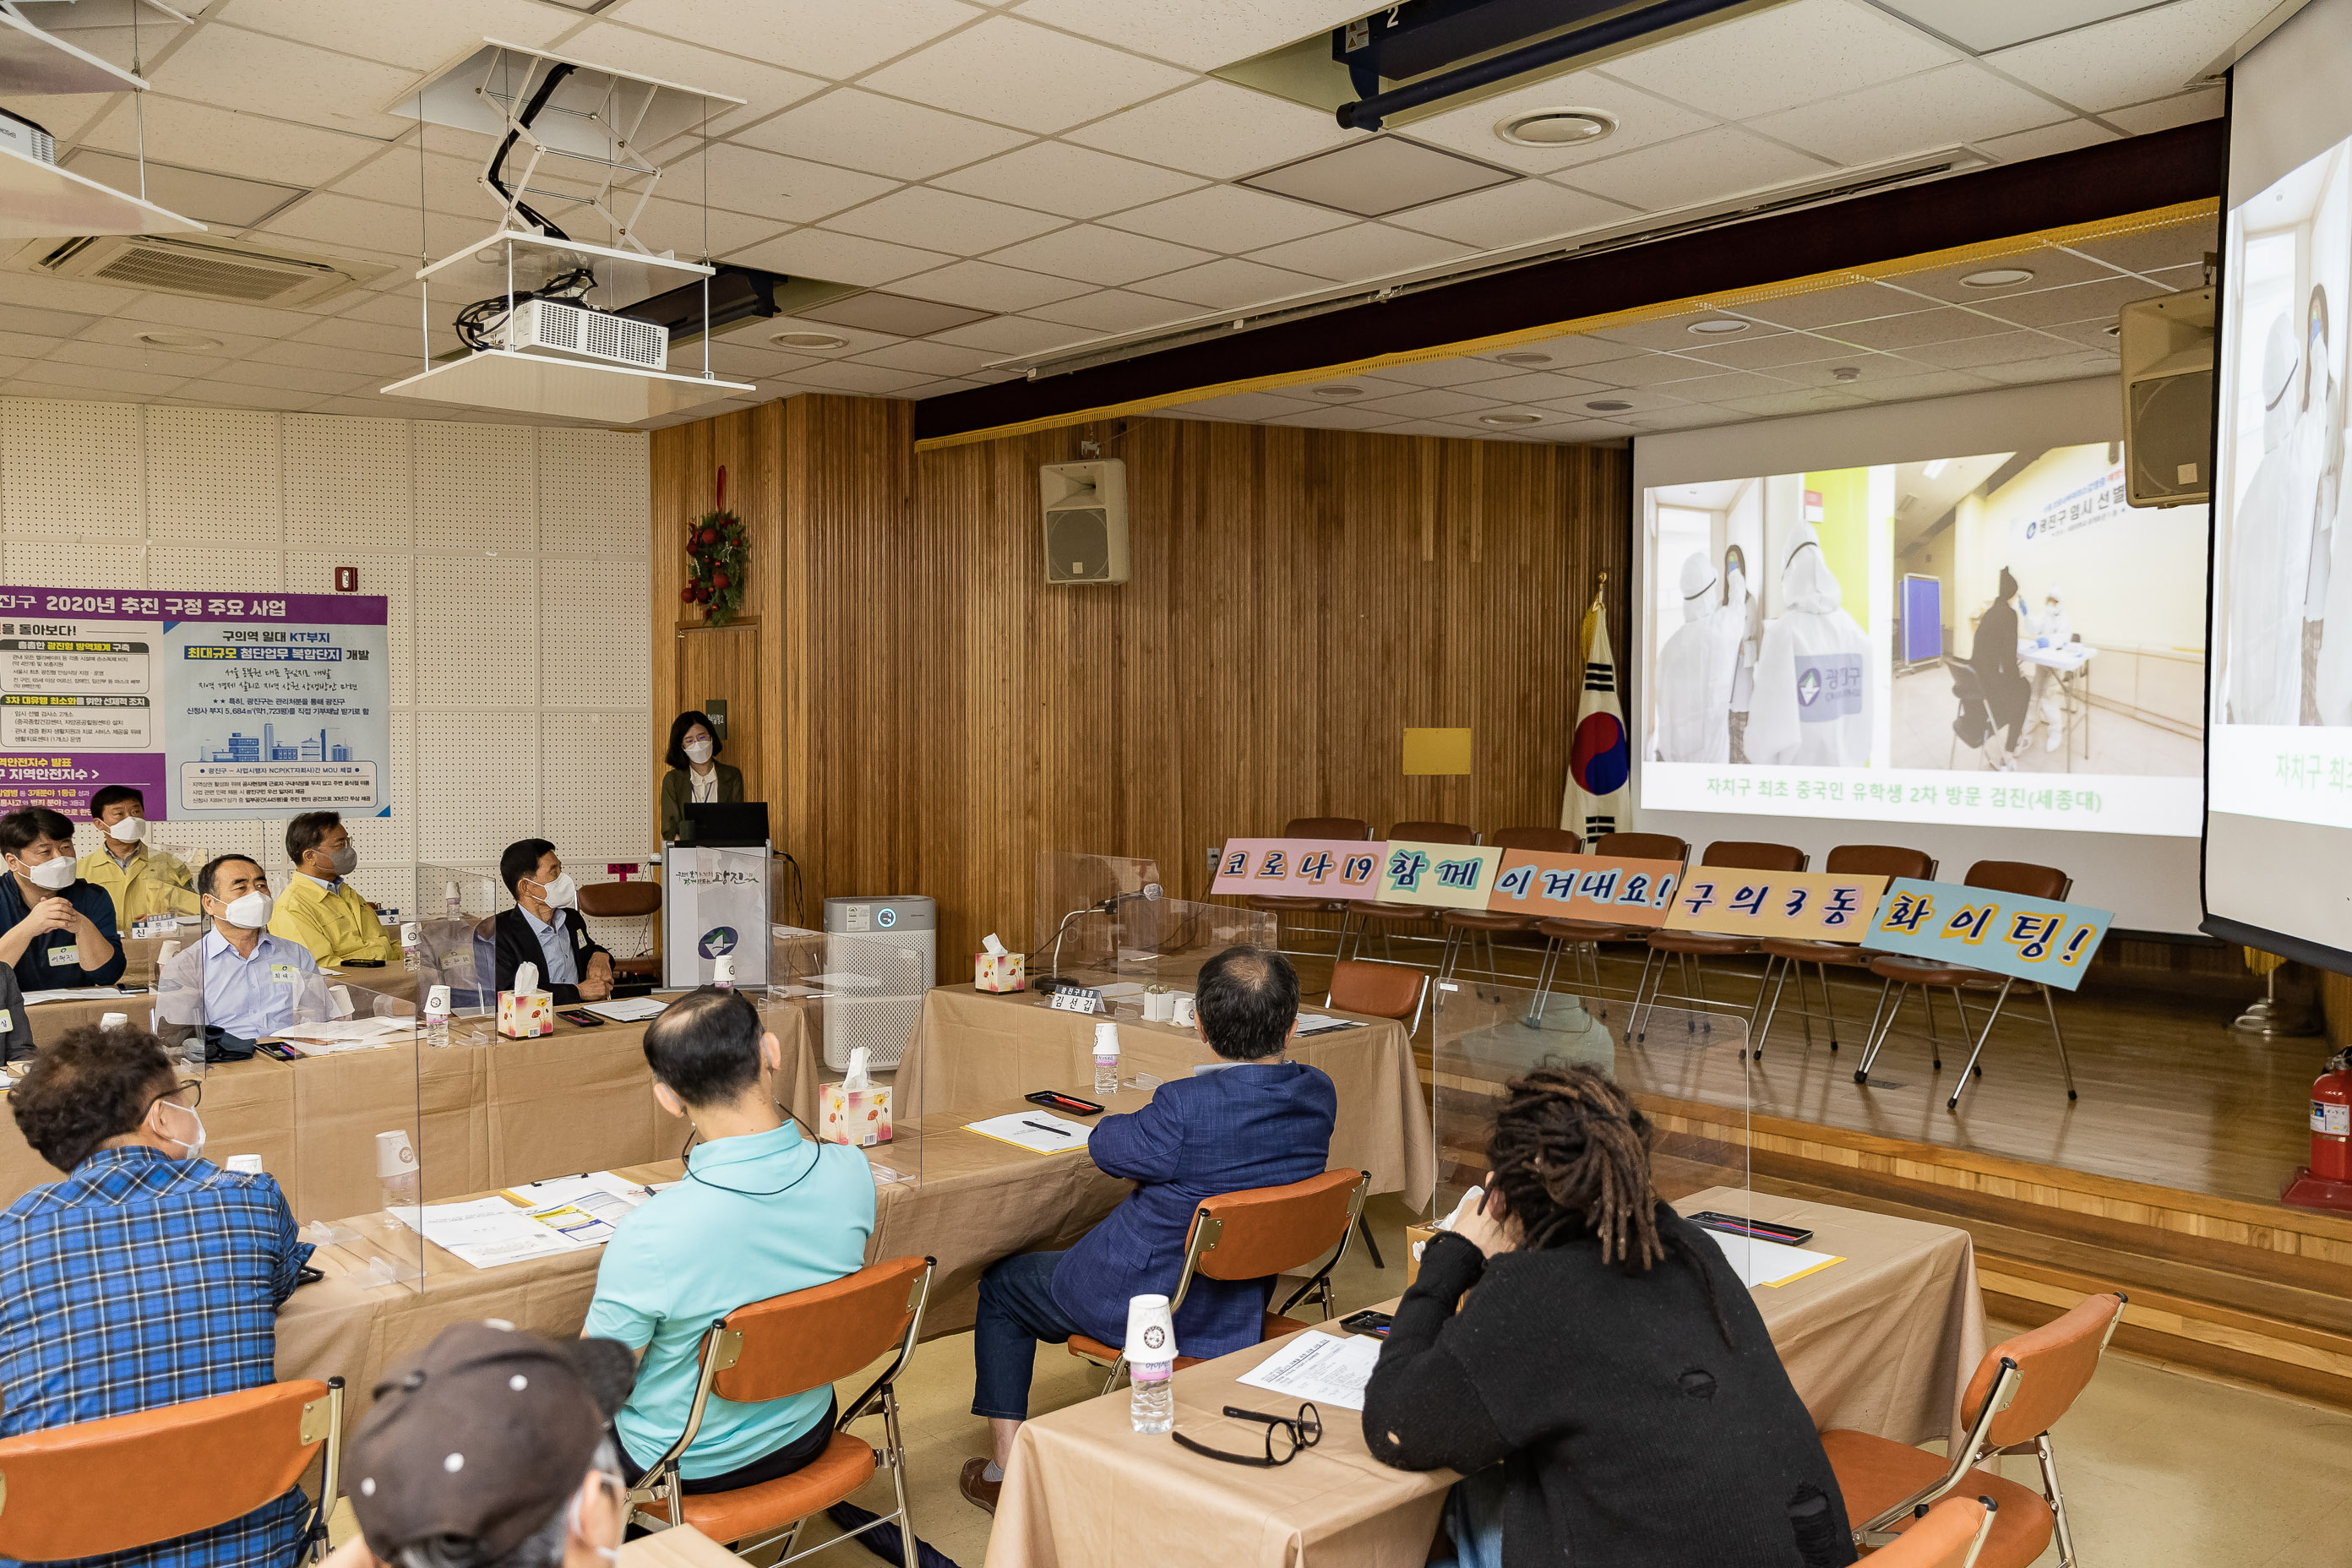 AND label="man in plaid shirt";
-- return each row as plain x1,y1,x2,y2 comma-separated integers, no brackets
2,1024,314,1568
